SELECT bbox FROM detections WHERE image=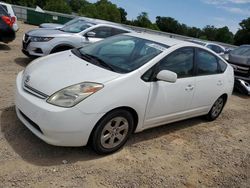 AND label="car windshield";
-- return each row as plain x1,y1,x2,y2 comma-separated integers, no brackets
64,18,78,26
60,20,94,33
73,35,168,73
231,46,250,56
